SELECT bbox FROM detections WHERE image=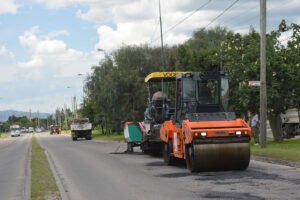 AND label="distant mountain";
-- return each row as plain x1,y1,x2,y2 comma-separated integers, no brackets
0,110,53,122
